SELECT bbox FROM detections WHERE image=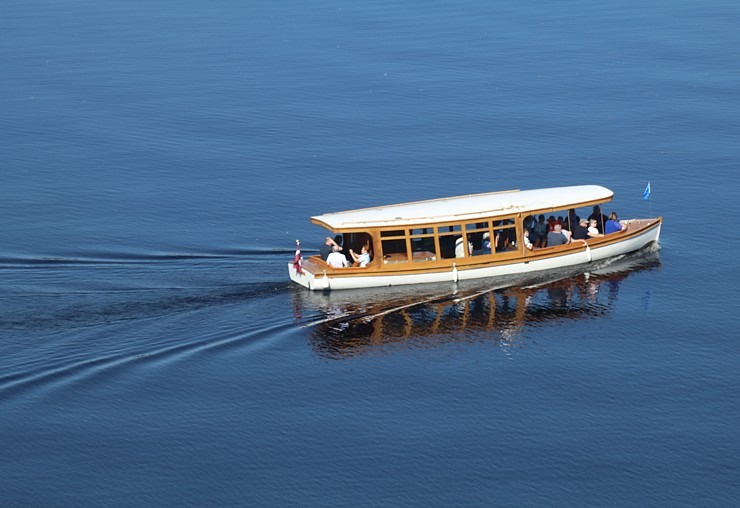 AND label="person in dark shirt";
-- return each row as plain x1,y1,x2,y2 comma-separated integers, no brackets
320,235,343,261
546,224,571,246
571,217,589,240
564,208,579,231
532,214,548,247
